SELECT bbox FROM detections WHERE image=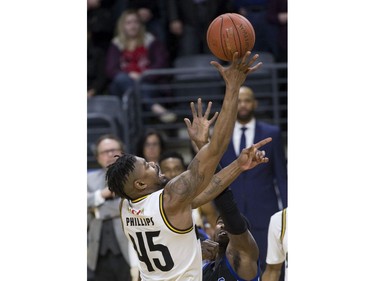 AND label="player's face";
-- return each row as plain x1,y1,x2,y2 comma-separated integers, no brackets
96,139,123,168
122,14,141,38
237,89,257,123
160,158,185,180
134,157,168,189
213,218,229,245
